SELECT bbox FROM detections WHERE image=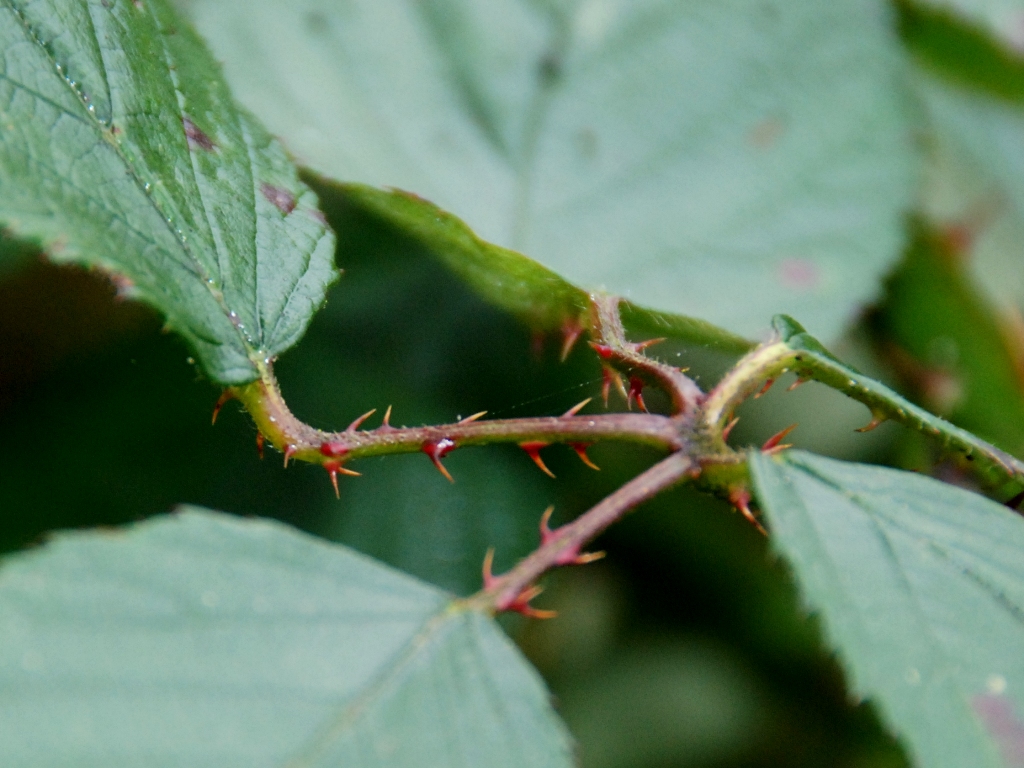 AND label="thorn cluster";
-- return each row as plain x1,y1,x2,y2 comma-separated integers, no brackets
481,507,605,619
